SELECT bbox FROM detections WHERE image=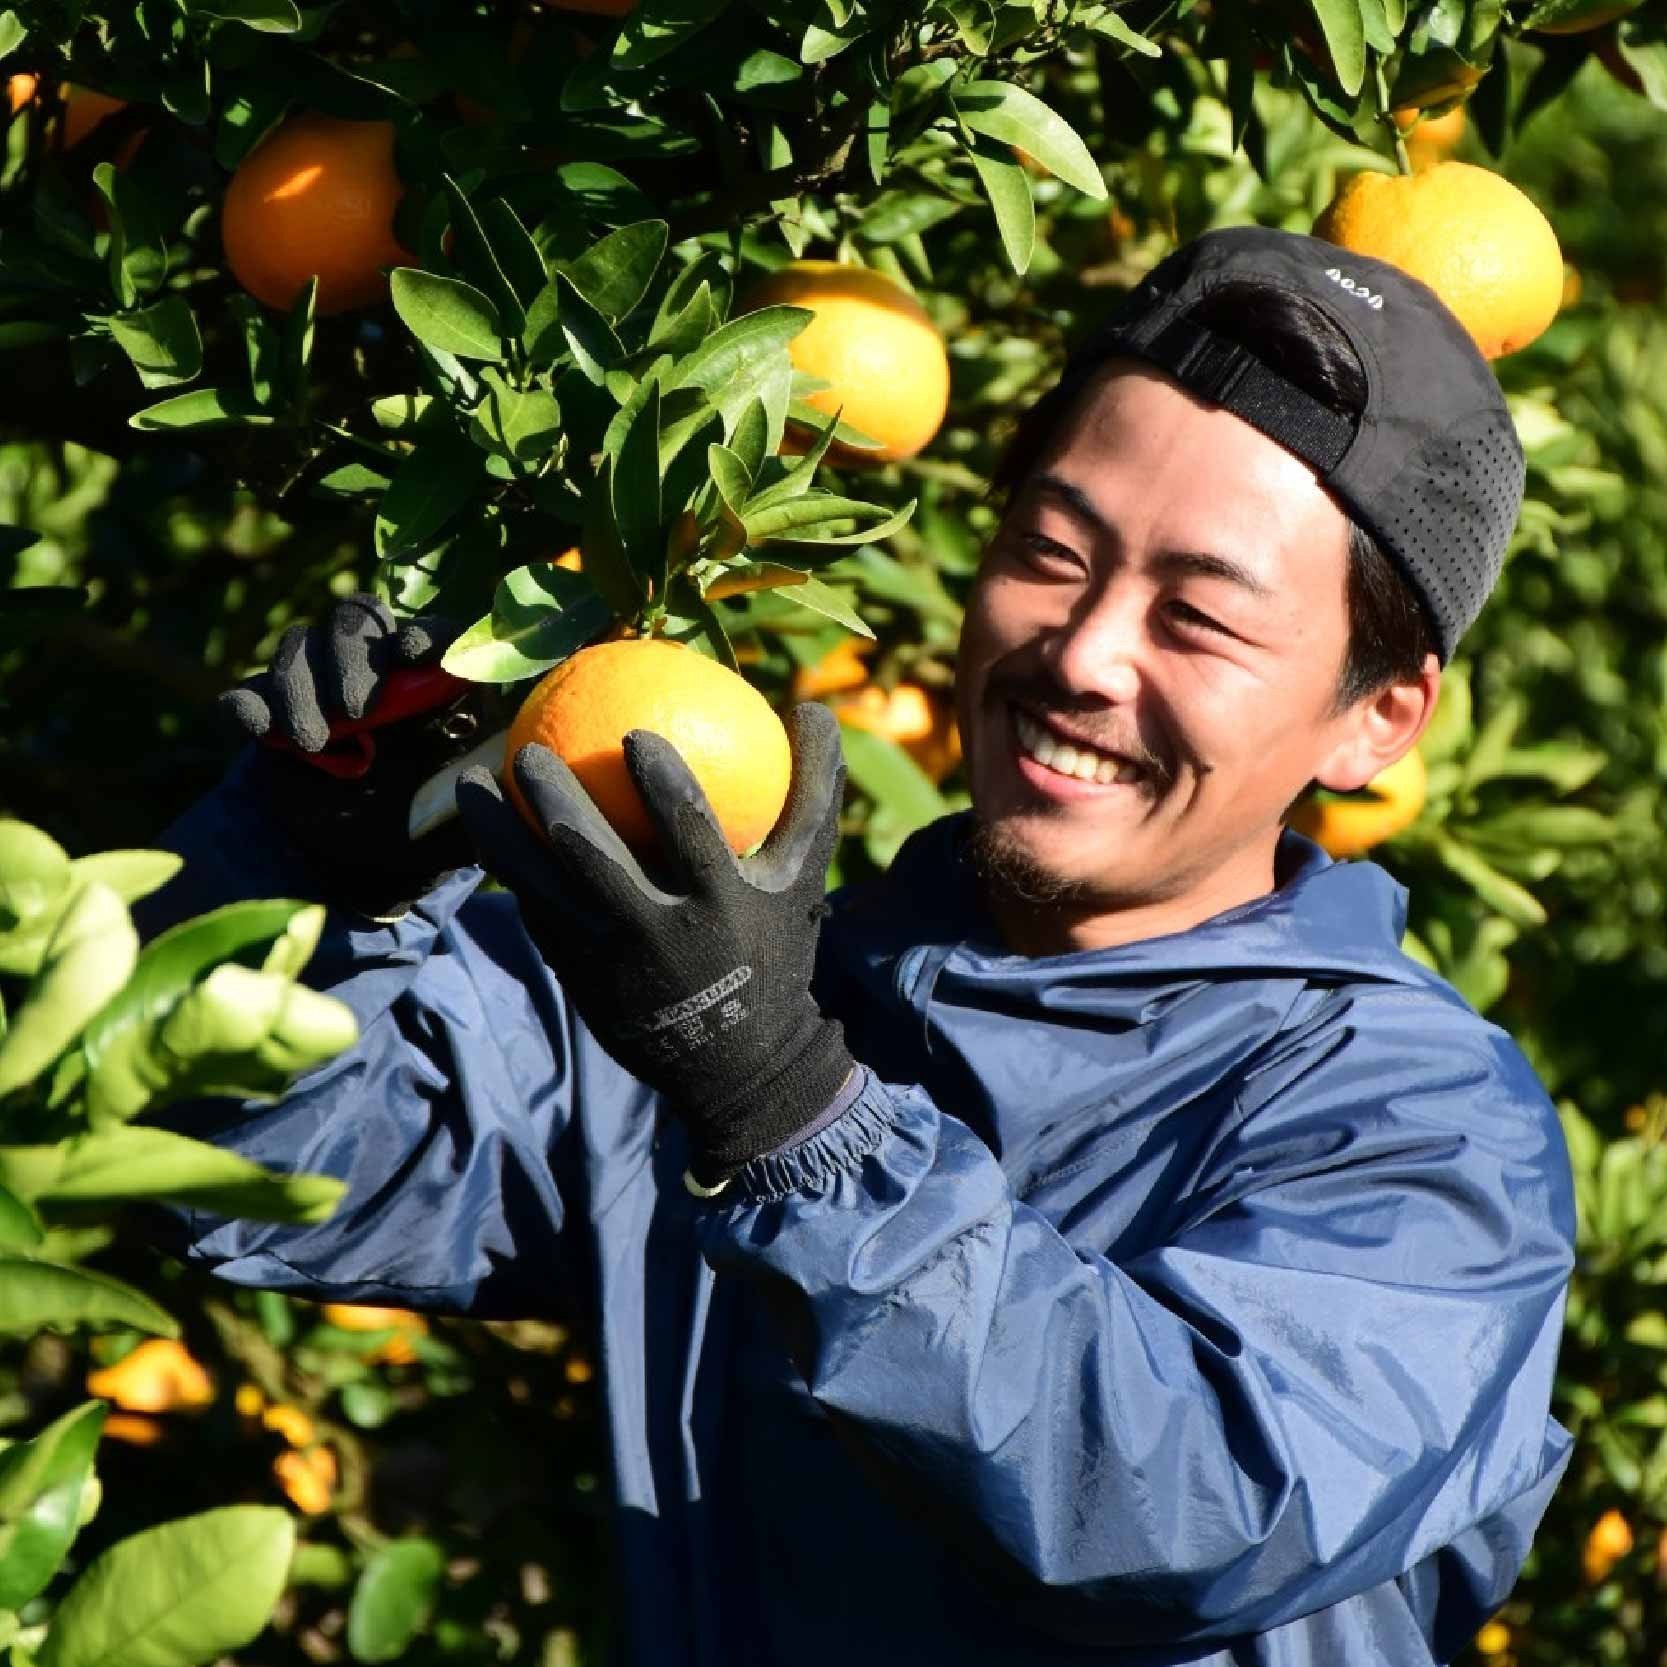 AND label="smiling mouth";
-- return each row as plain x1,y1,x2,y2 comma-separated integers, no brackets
1011,705,1145,787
